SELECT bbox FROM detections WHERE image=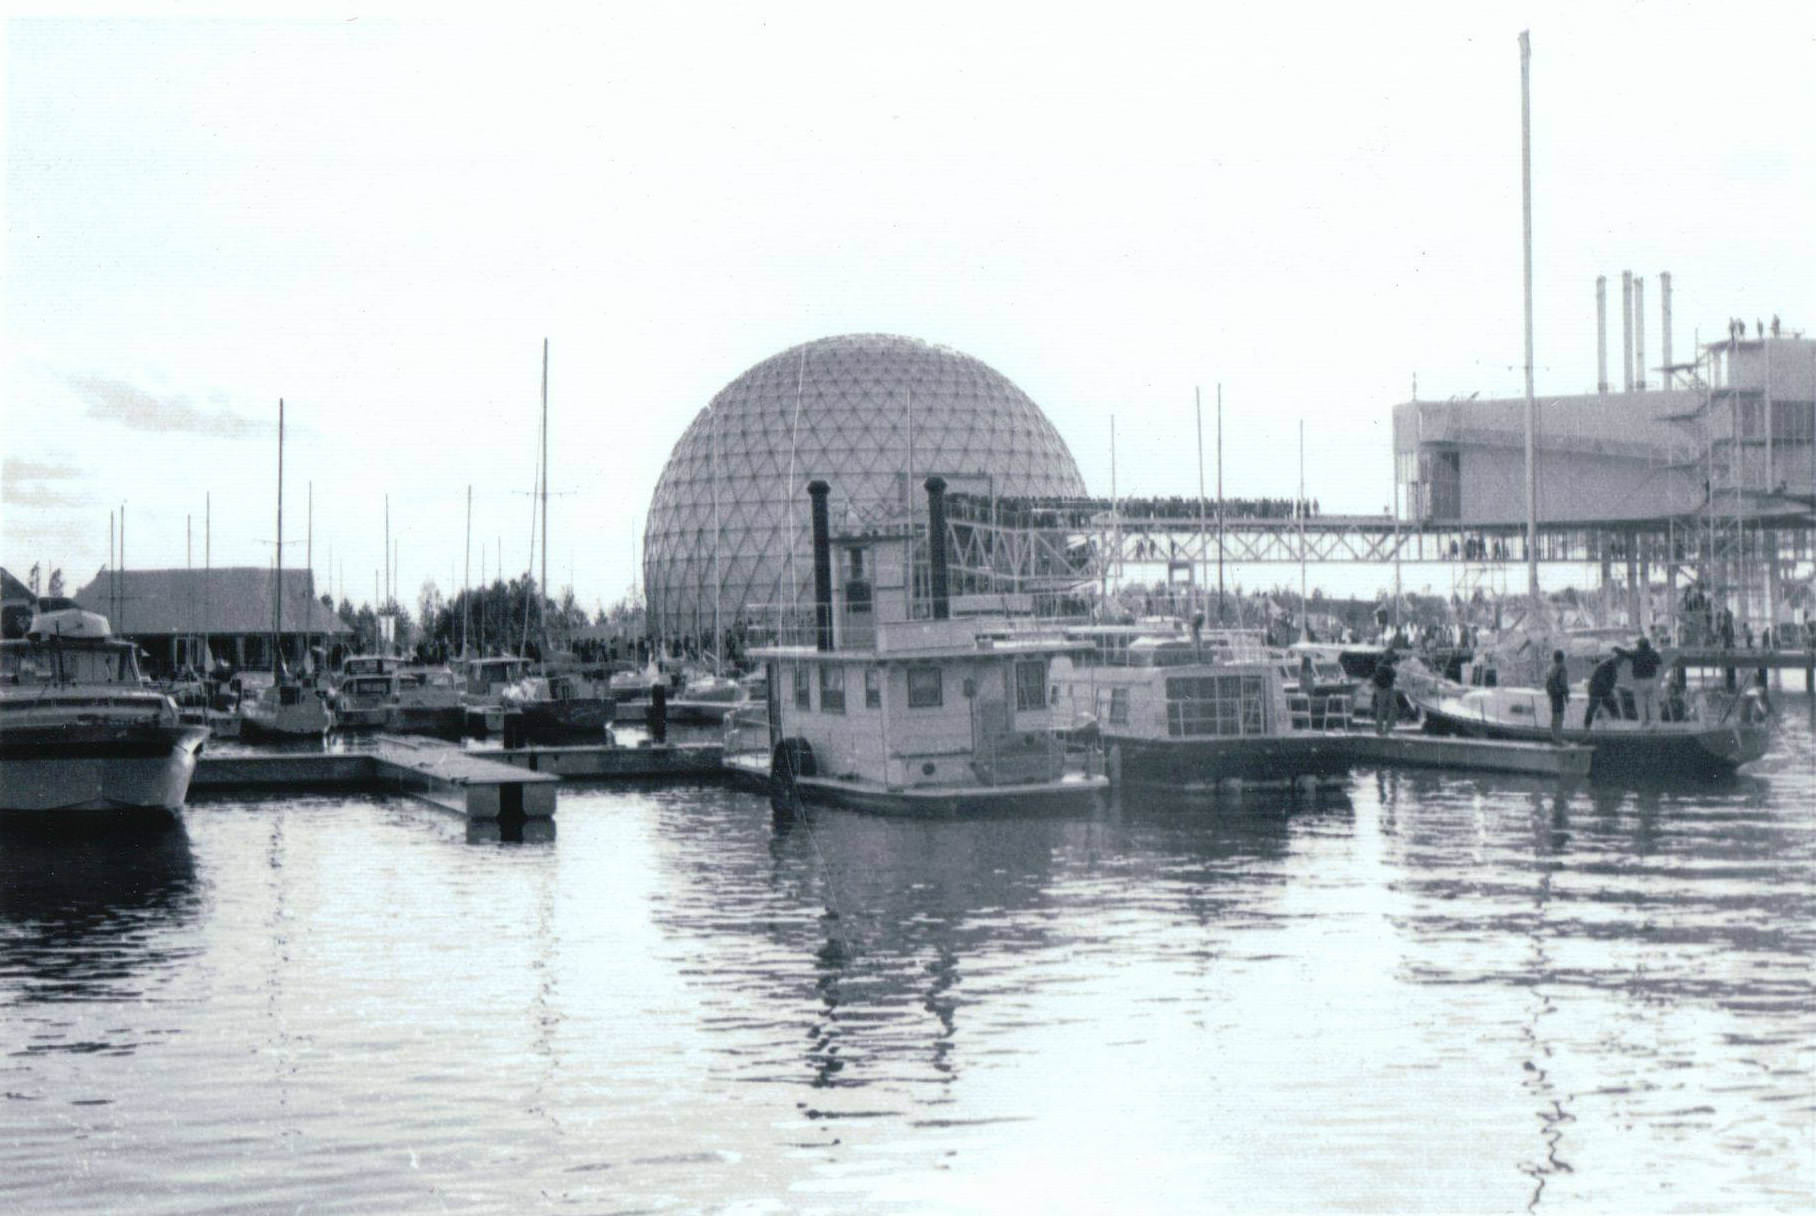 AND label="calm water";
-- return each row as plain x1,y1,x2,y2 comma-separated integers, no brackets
4,703,1813,1213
